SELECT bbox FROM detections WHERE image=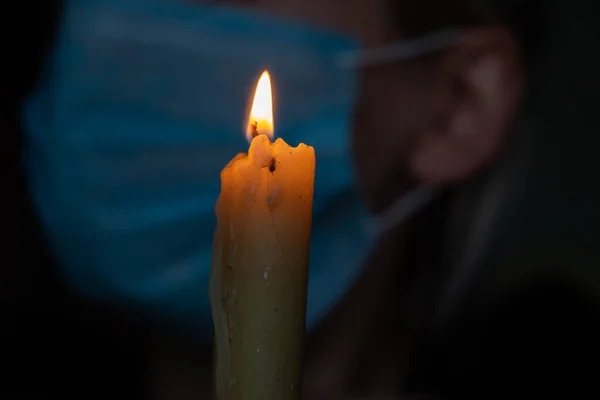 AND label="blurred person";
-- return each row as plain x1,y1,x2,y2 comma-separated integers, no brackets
293,0,600,399
208,0,600,398
13,0,600,400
